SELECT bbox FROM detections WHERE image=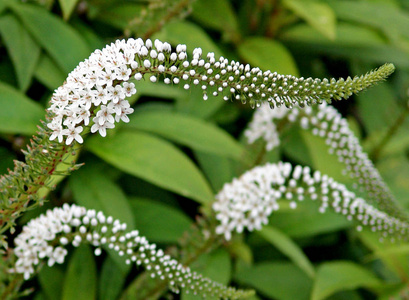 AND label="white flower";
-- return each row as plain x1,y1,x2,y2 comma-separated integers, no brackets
65,126,83,145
